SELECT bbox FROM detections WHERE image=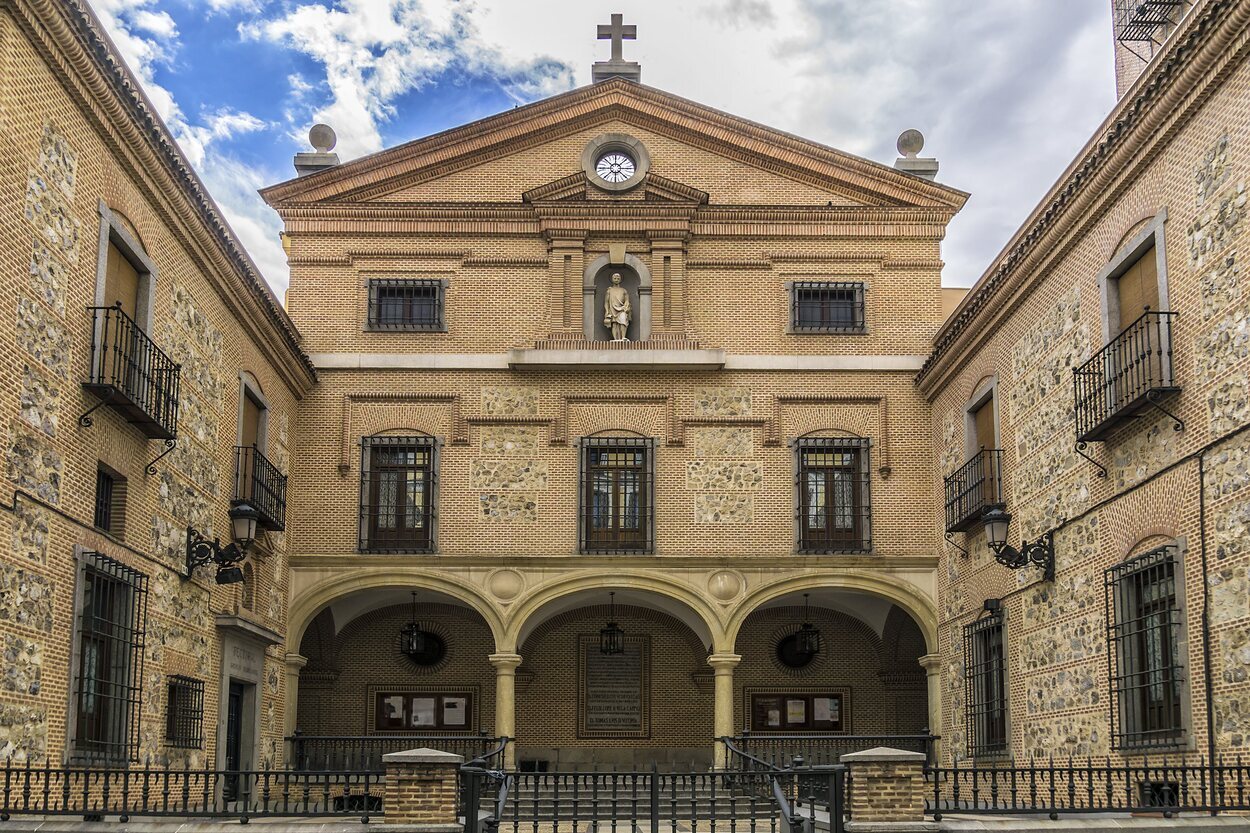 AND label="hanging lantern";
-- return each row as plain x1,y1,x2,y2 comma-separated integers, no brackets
795,593,821,658
600,591,625,655
401,592,428,658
